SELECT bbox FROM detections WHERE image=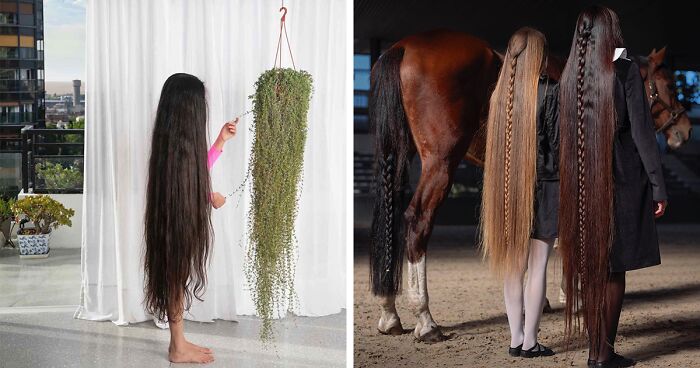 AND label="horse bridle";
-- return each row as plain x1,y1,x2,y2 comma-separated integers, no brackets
646,75,686,133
